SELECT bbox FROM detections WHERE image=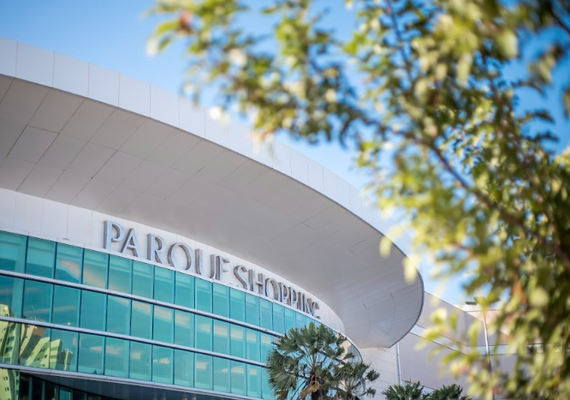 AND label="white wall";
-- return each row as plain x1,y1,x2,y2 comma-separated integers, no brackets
360,346,400,399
